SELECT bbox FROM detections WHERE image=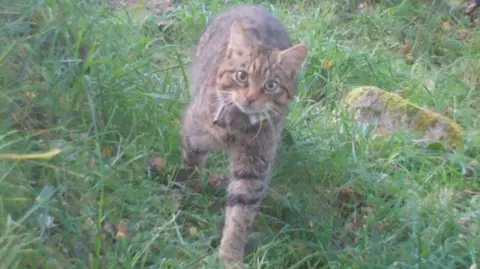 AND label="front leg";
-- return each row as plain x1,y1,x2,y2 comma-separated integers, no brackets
219,142,275,266
178,106,217,182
